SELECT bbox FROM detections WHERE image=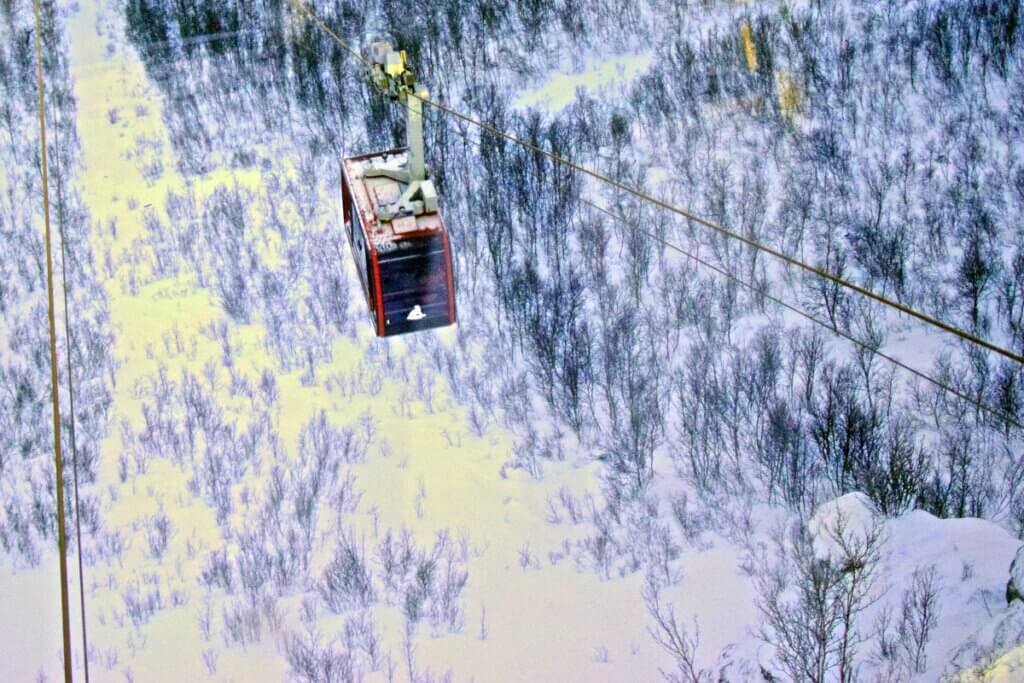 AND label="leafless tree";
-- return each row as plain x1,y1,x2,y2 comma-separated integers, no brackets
642,573,713,683
757,509,884,683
